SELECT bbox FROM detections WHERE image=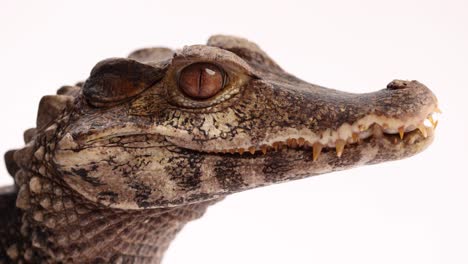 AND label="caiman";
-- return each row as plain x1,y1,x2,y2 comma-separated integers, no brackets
0,35,439,263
